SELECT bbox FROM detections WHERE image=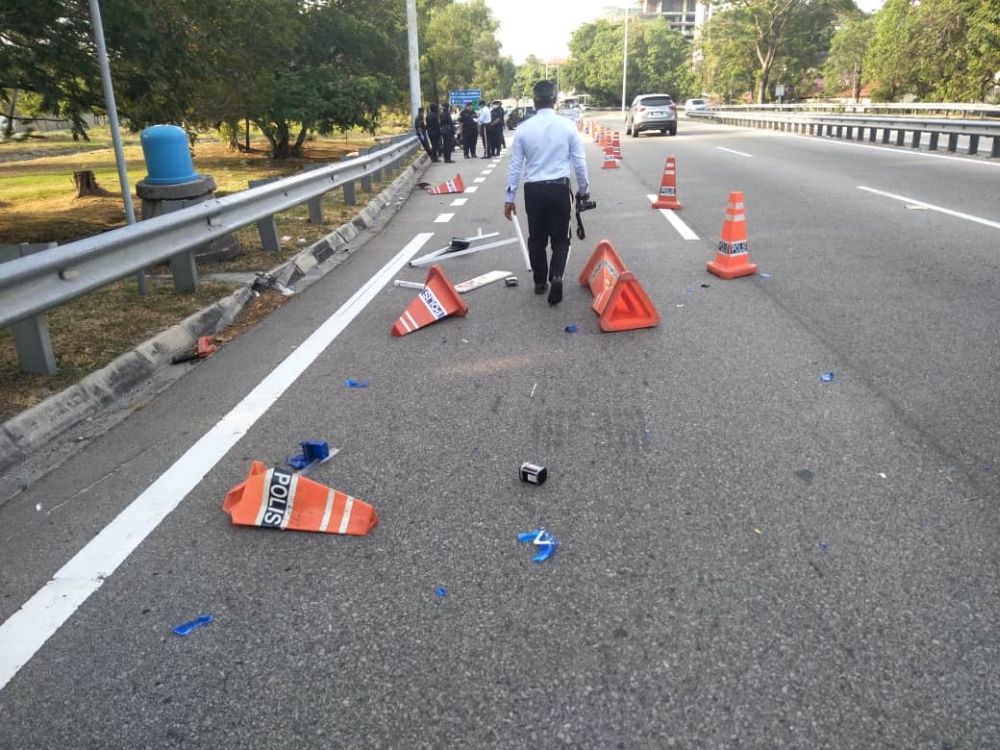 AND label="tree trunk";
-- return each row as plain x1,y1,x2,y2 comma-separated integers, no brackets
245,116,251,152
74,170,103,197
292,126,309,156
4,89,17,138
